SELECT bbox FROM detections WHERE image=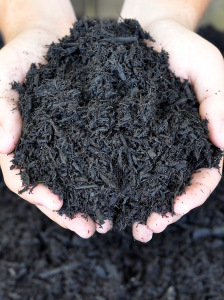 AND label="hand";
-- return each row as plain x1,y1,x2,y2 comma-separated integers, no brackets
0,24,113,238
132,19,224,242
